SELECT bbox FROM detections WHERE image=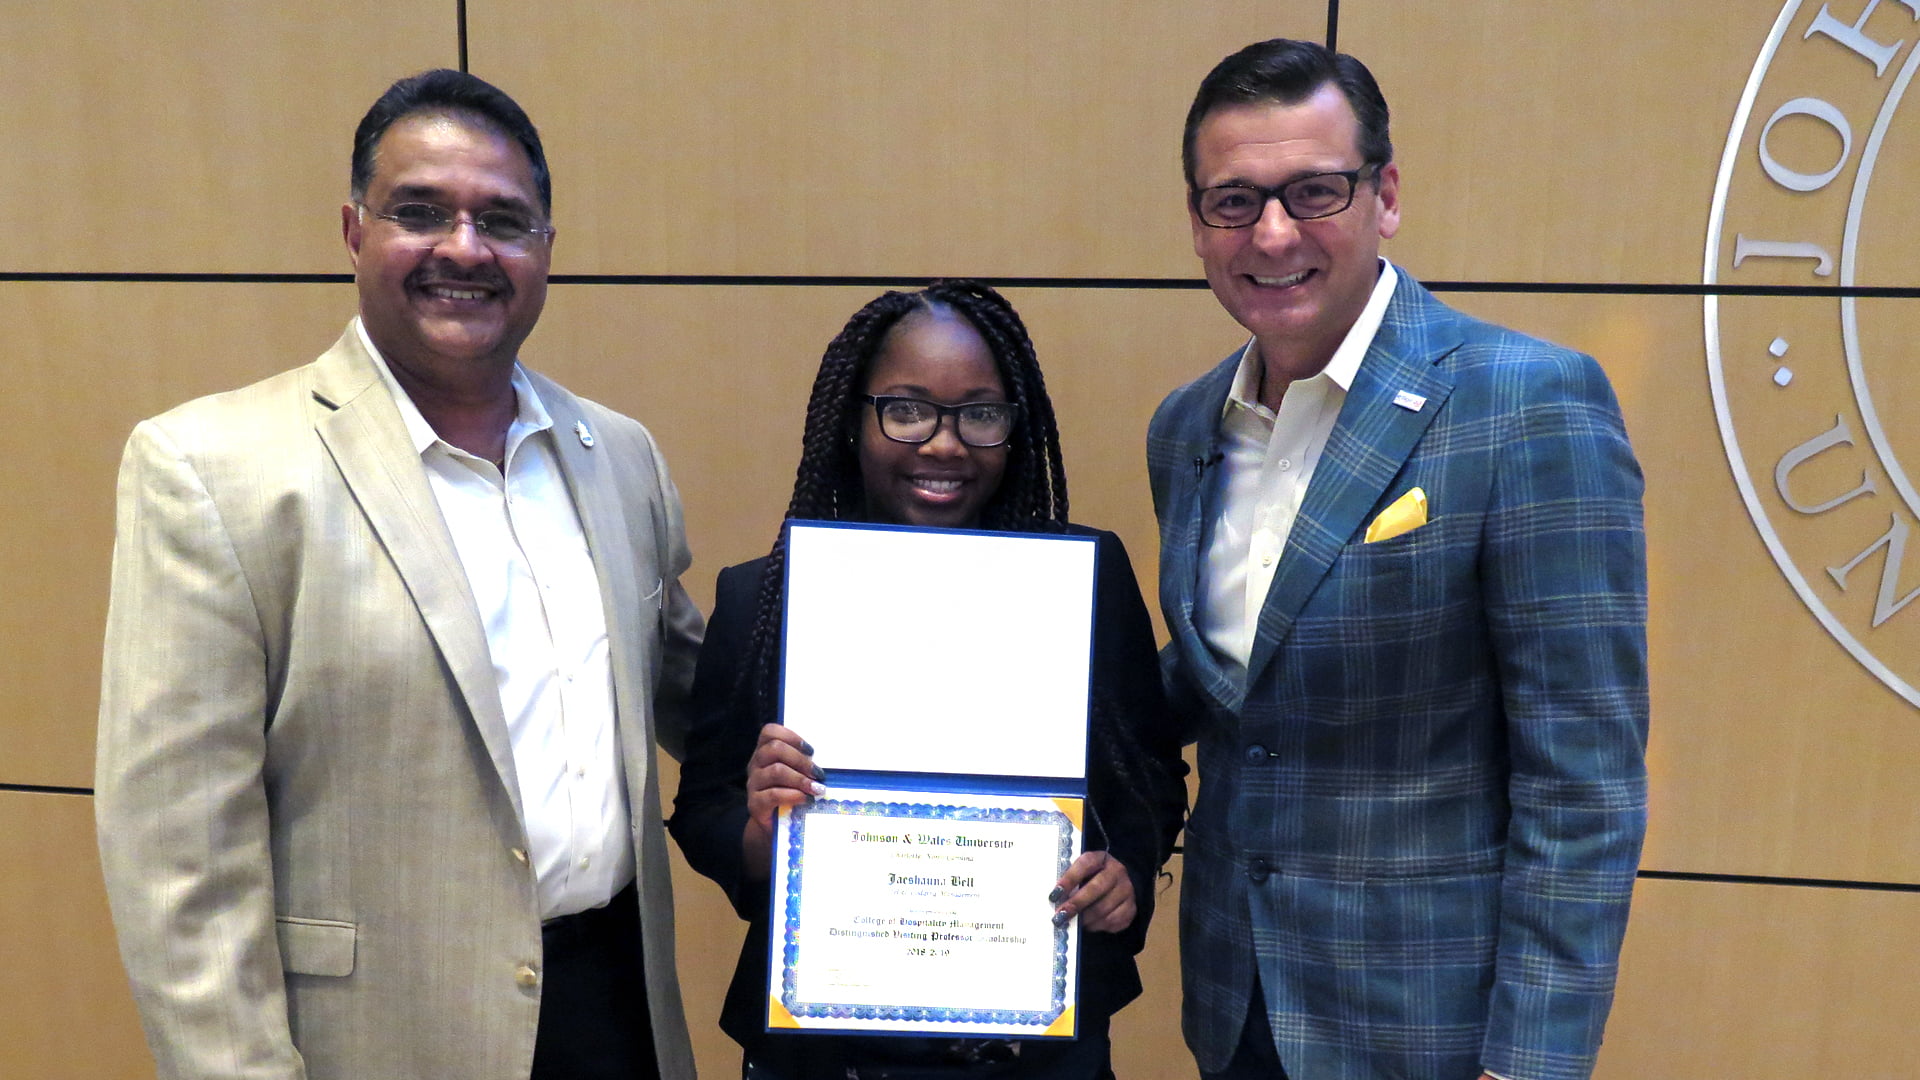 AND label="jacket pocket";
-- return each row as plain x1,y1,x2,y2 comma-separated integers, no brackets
276,915,356,977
